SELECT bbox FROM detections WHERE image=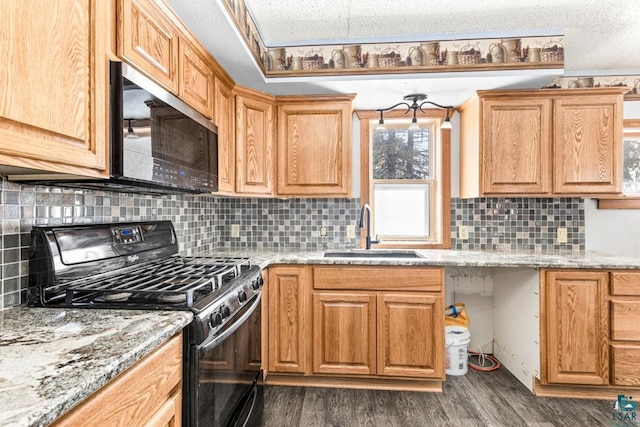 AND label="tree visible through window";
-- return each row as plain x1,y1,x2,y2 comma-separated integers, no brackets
624,136,640,194
372,128,429,180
